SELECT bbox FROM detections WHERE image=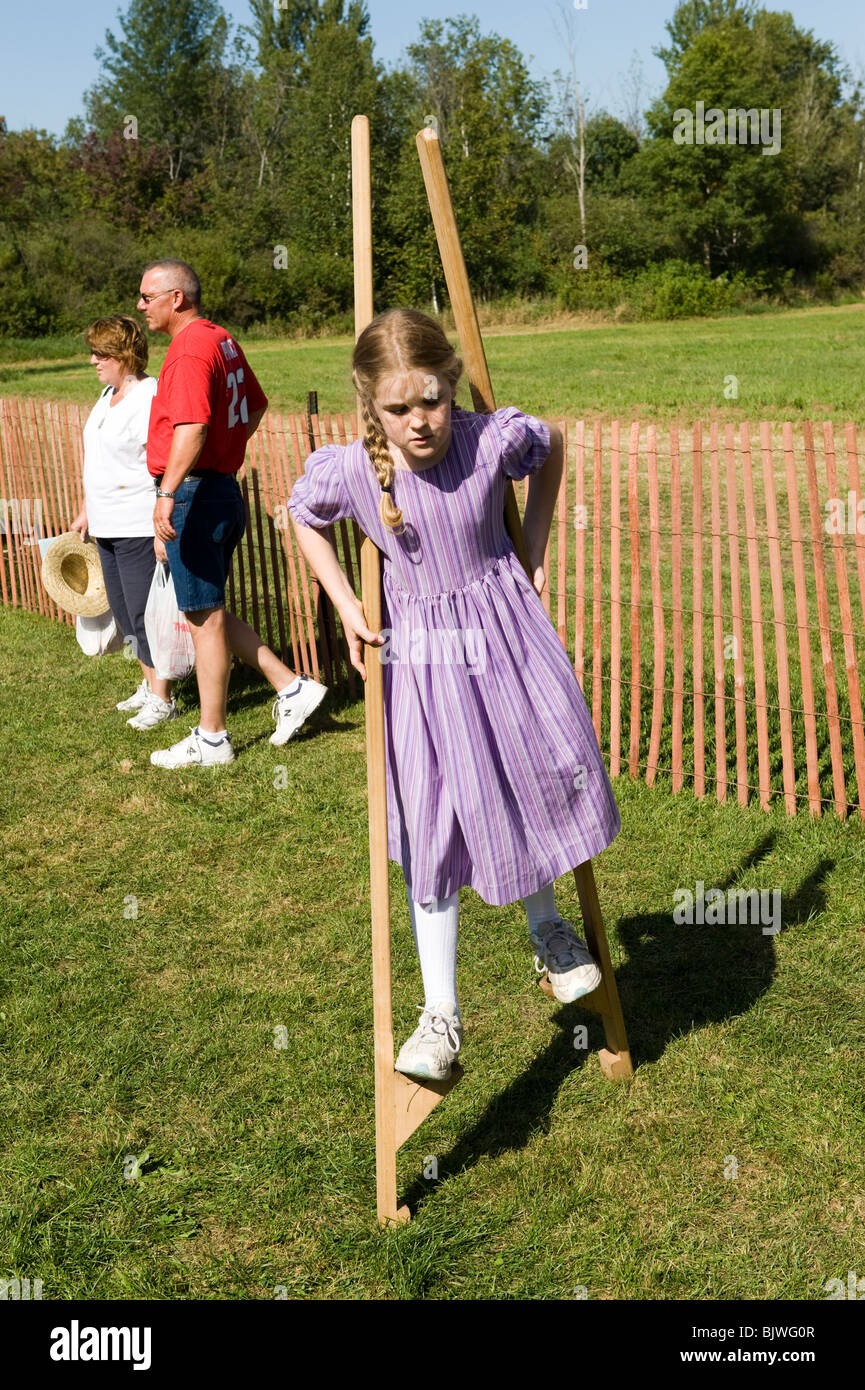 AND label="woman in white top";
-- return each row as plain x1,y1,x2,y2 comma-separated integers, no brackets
71,315,176,729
